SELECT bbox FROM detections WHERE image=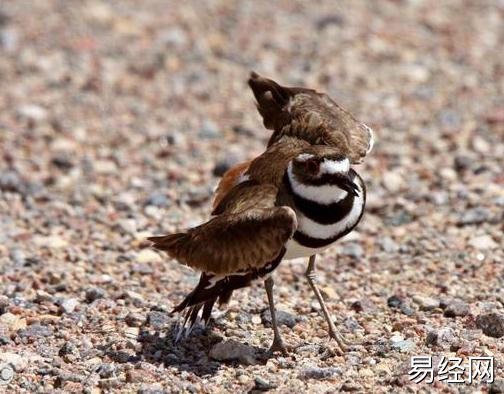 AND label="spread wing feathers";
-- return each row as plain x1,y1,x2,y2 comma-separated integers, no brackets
148,184,297,275
248,71,374,163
